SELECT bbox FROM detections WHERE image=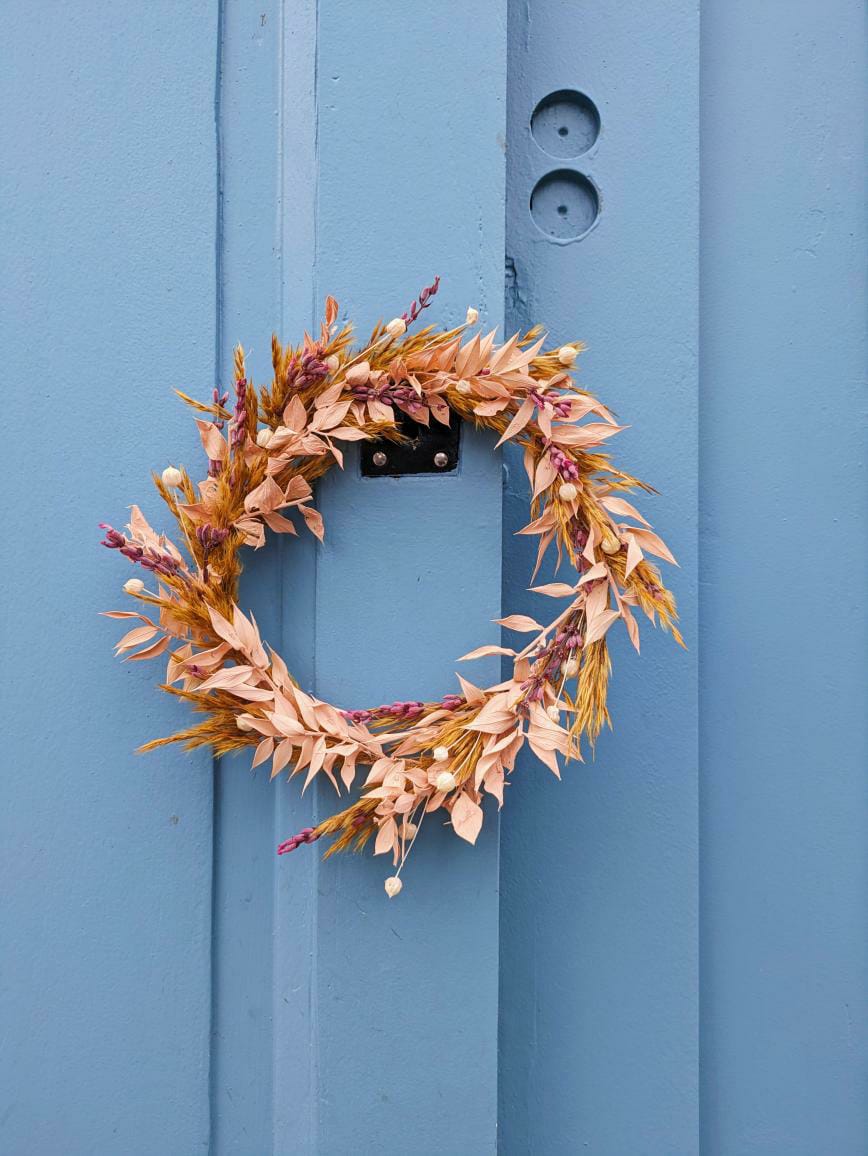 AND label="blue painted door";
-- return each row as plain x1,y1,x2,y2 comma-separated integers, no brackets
3,2,866,1155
